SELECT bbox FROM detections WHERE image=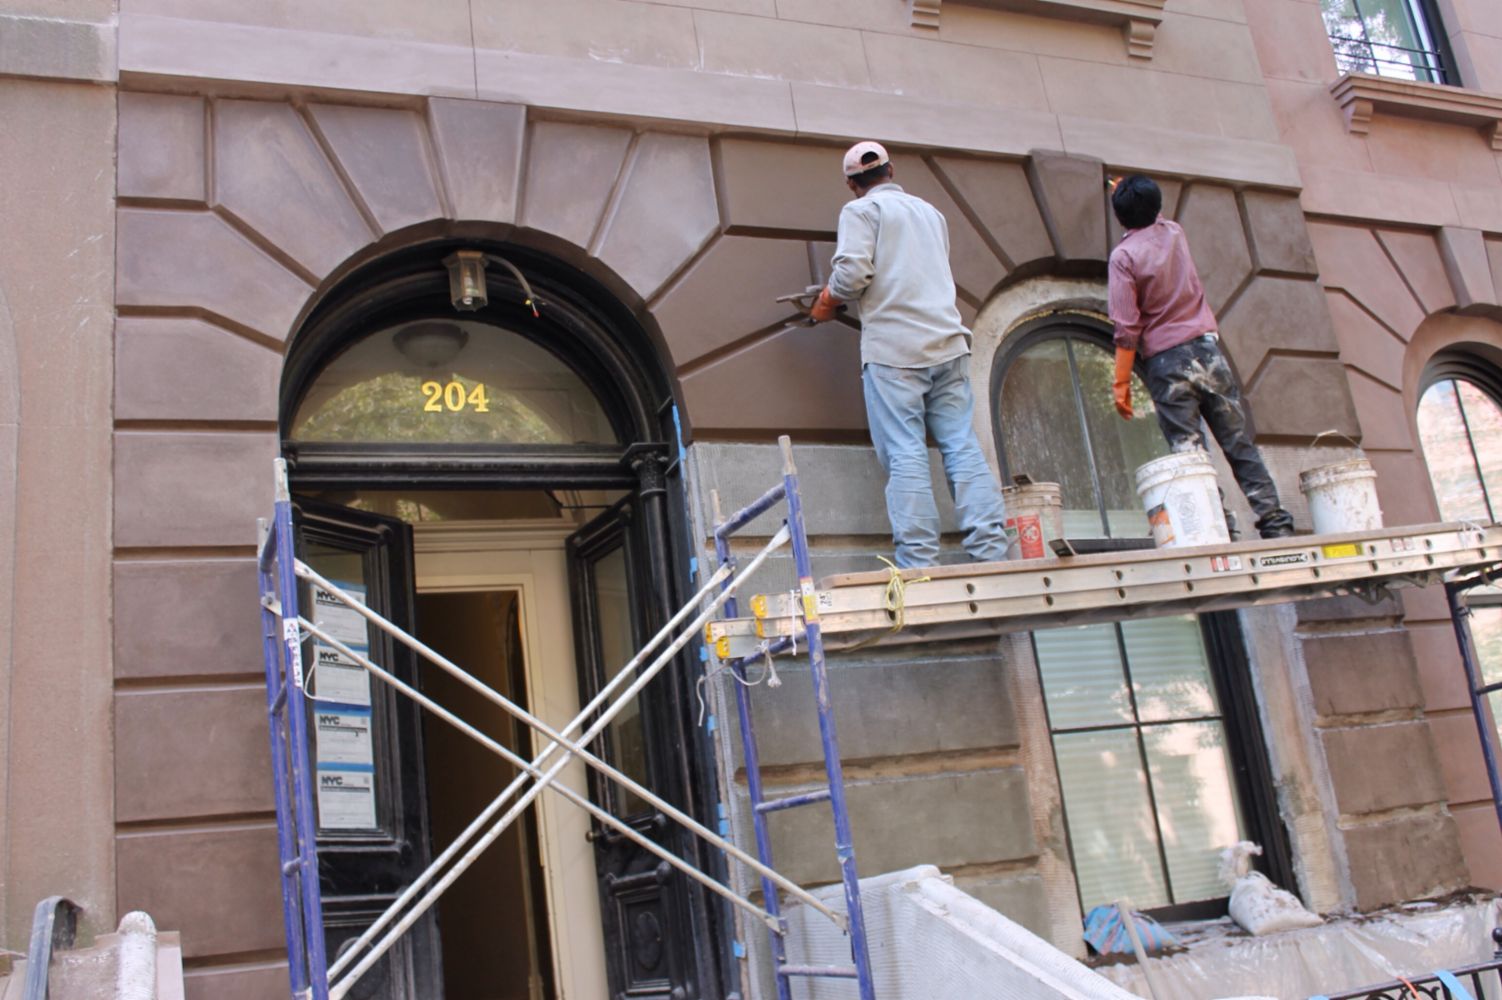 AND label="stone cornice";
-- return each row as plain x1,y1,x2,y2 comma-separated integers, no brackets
910,0,1165,59
1330,72,1502,150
